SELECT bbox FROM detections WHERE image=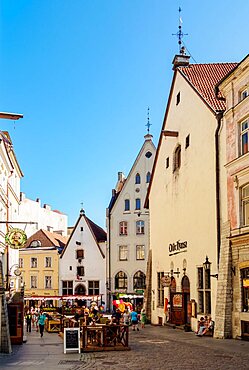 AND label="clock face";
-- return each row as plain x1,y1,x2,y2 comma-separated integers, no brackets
14,268,21,276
